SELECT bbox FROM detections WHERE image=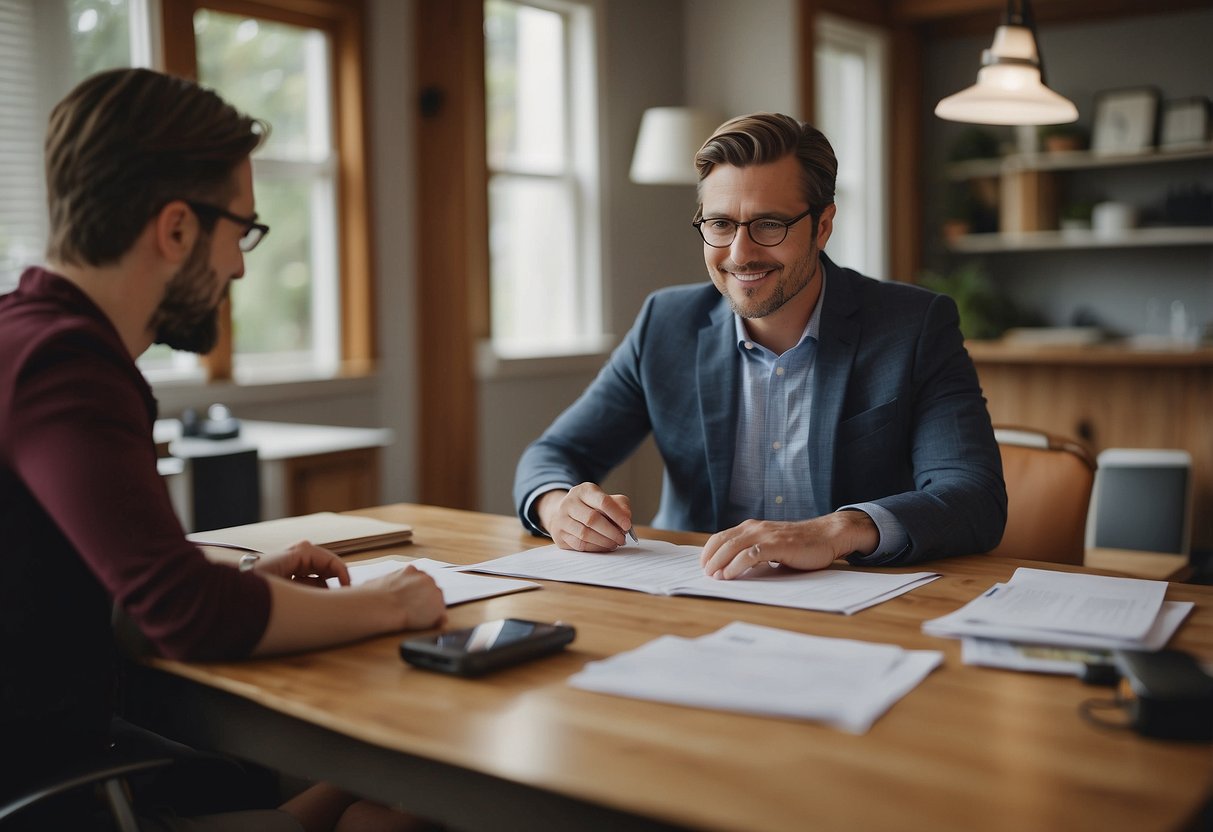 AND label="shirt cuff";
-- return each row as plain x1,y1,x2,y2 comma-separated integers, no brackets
837,503,911,566
522,482,575,536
